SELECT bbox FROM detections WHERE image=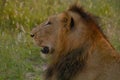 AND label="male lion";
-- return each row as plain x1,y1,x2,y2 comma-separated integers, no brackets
31,5,120,80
